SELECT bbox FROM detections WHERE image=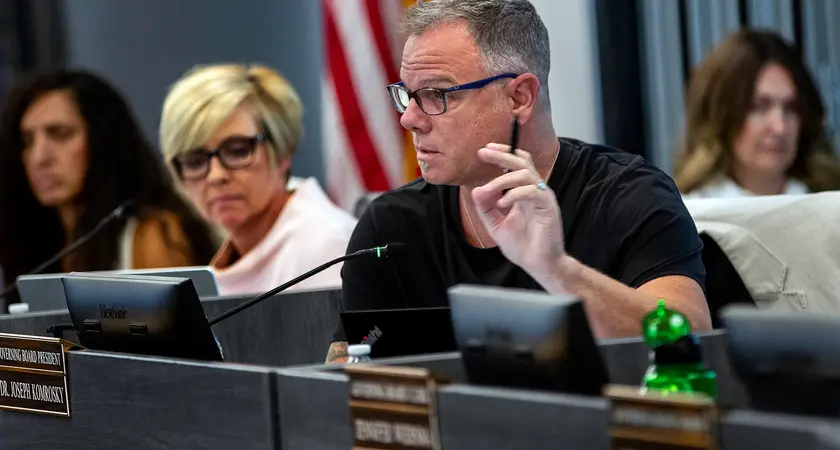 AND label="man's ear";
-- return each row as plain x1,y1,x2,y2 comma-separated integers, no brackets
508,73,541,124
